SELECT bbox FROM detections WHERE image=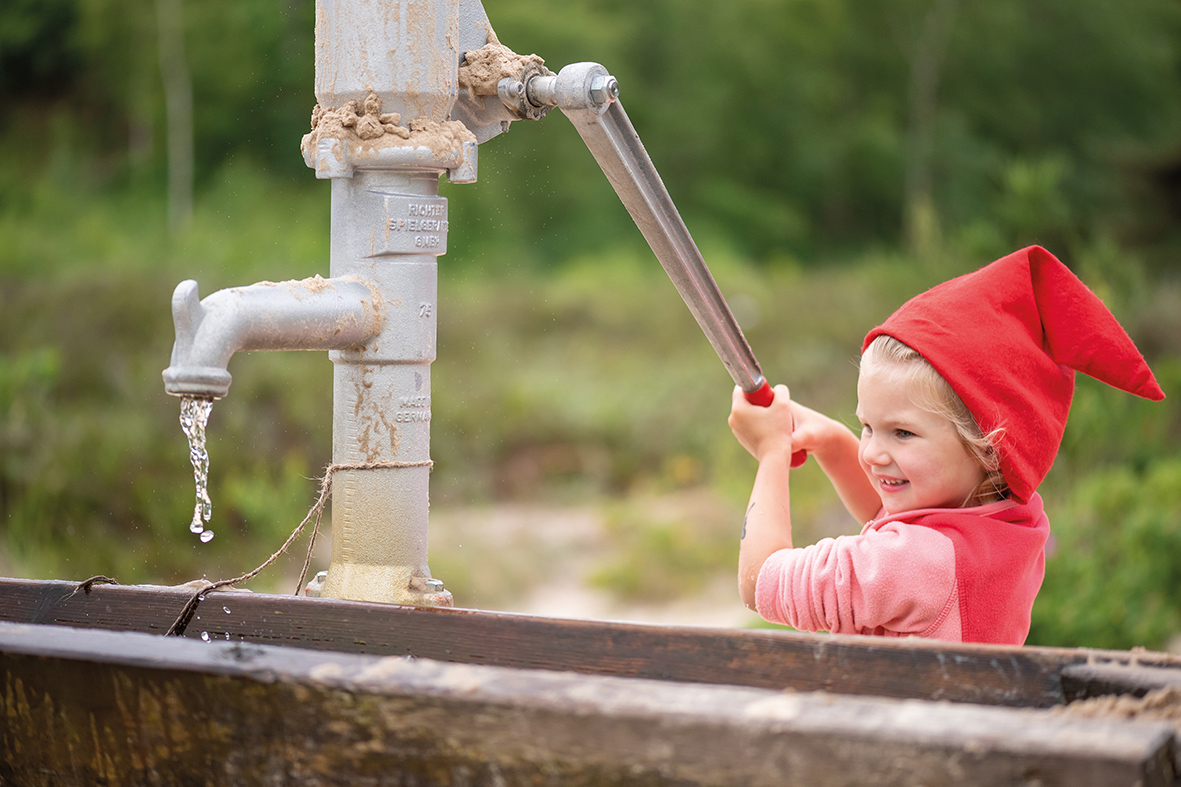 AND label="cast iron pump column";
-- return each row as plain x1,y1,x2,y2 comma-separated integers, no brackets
295,0,486,605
